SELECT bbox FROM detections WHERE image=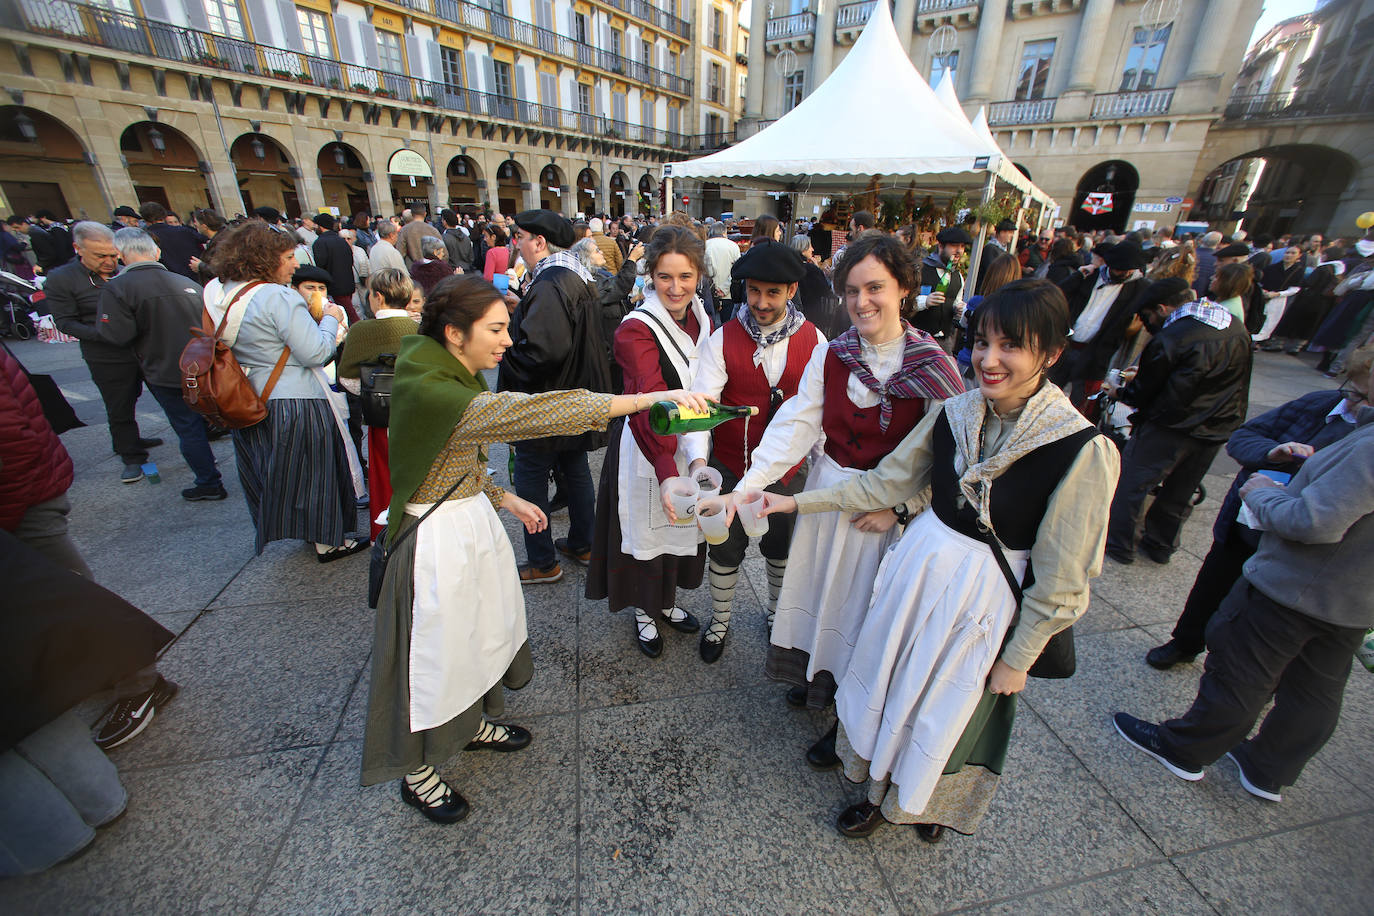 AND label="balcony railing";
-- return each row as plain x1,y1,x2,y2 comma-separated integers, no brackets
600,0,692,39
1091,88,1175,118
918,0,978,11
1221,86,1374,121
4,0,692,148
987,97,1057,125
836,1,876,30
766,12,817,40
